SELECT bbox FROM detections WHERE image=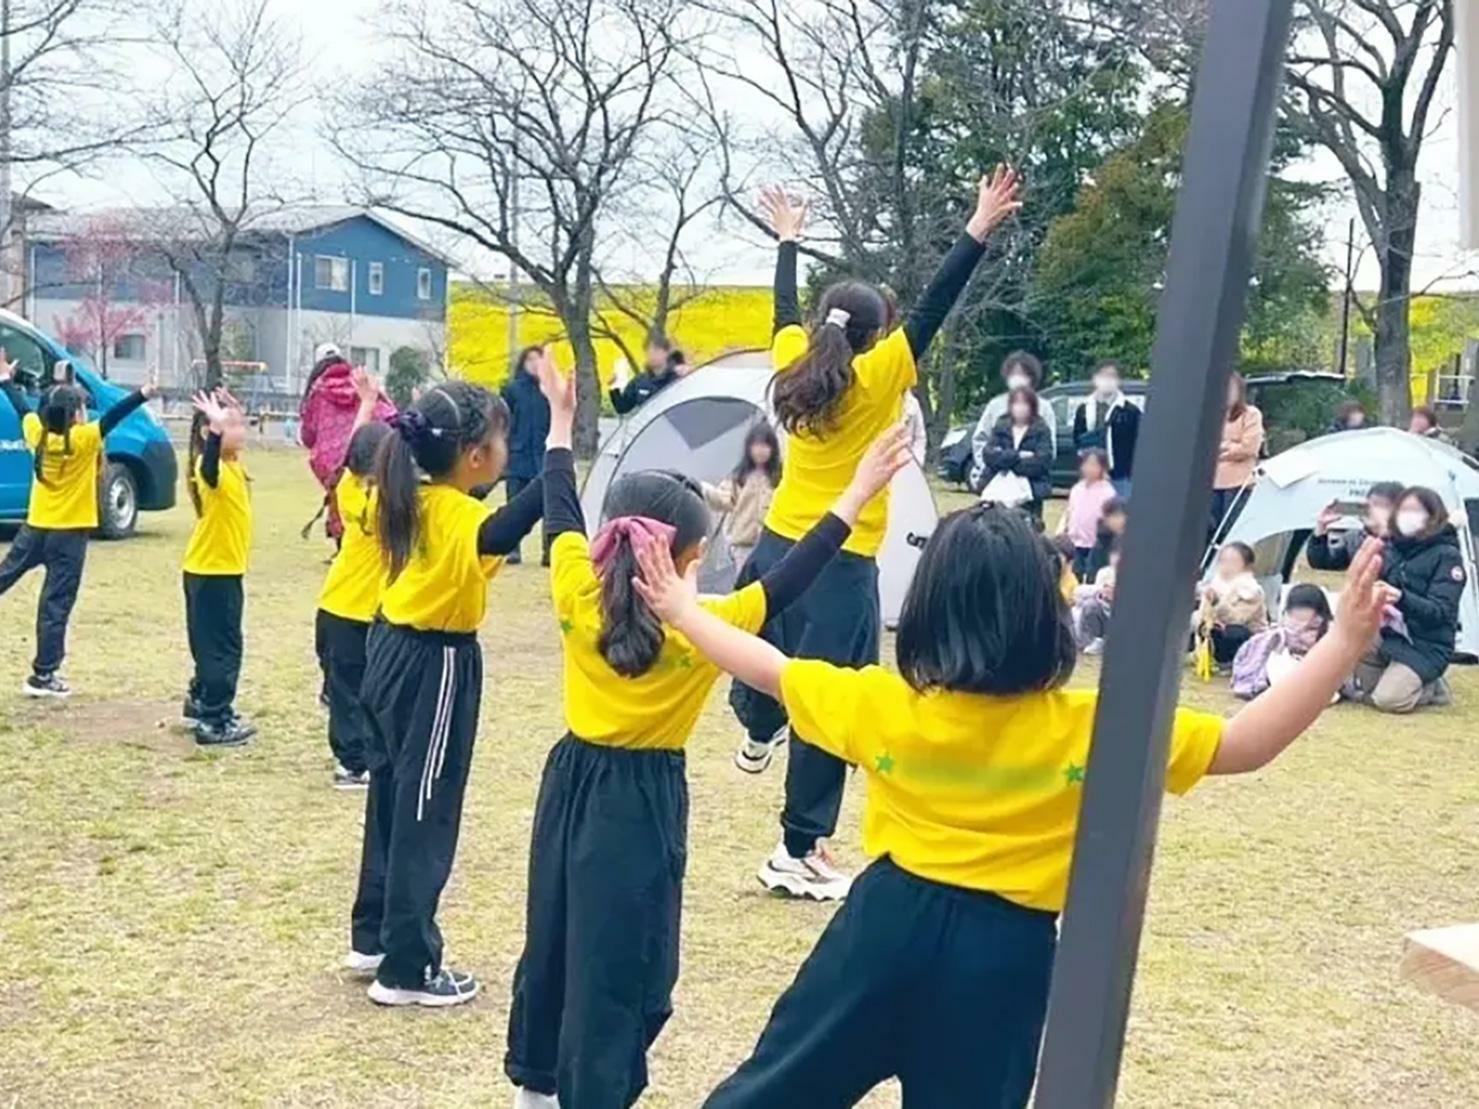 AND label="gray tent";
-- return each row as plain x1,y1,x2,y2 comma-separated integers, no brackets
580,349,938,623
